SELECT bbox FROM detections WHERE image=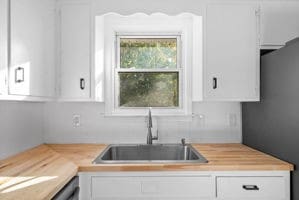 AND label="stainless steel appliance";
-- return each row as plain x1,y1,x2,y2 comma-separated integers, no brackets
52,176,79,200
242,37,299,200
